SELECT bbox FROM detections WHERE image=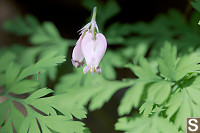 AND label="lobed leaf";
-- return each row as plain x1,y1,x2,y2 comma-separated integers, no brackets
17,51,66,82
115,116,179,133
118,81,145,116
158,43,200,81
55,70,133,112
166,76,200,131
